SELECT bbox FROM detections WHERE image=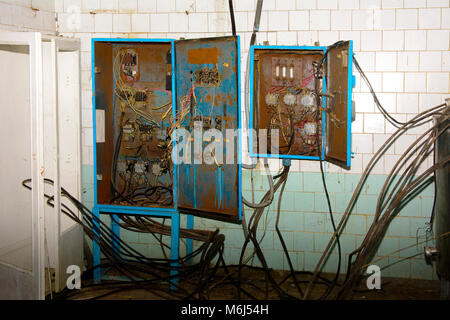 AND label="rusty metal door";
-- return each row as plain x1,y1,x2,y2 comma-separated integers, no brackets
324,41,353,169
174,36,241,221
